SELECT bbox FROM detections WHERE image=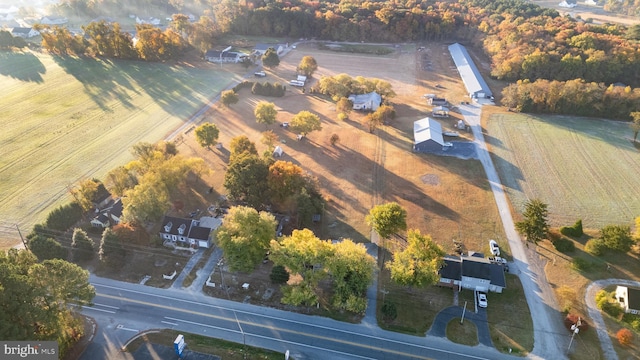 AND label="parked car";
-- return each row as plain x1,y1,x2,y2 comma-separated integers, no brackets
489,239,500,256
254,71,266,77
478,292,488,308
488,256,507,265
